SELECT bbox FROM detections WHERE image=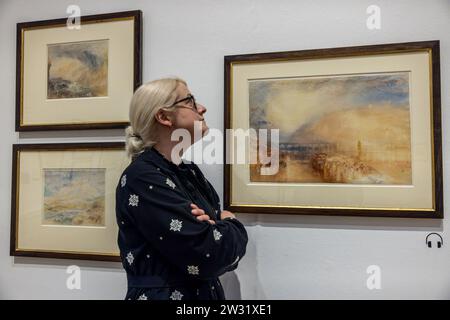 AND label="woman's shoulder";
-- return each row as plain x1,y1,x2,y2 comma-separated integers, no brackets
121,156,164,184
